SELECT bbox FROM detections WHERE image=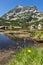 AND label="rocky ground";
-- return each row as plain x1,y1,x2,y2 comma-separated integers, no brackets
0,49,16,65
